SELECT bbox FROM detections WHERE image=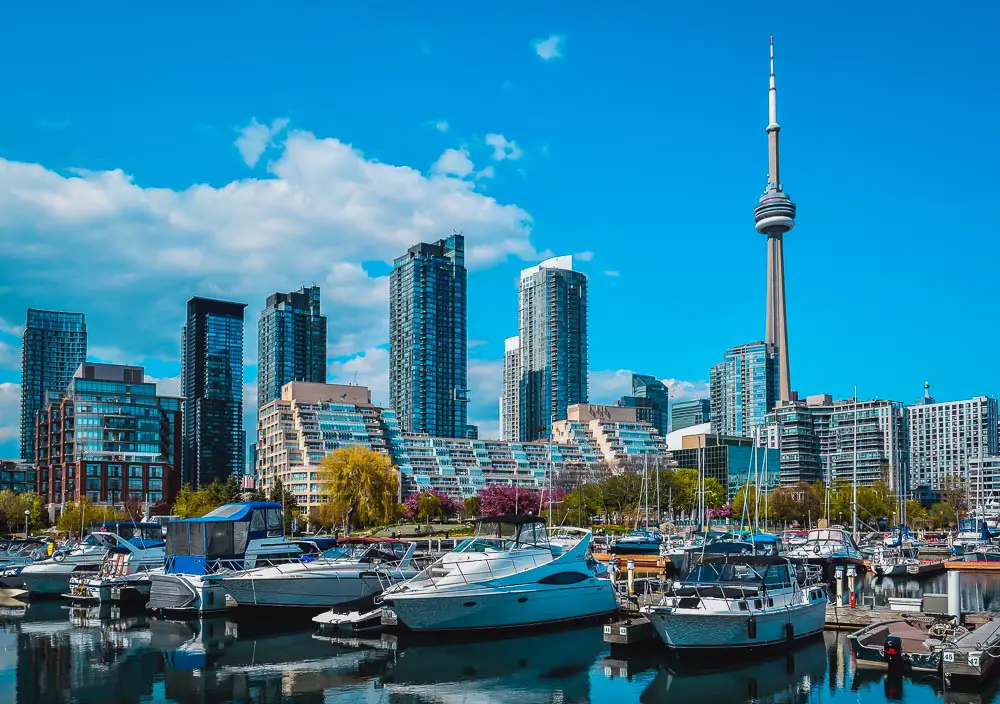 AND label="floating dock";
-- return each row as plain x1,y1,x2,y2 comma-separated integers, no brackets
942,617,1000,686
